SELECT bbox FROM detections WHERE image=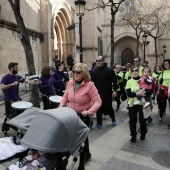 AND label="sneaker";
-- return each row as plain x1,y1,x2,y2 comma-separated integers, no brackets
92,124,102,130
84,153,91,166
17,154,55,170
134,100,140,105
140,135,146,141
158,119,162,125
112,120,116,126
7,150,39,169
3,131,9,137
7,158,29,170
148,119,154,126
130,137,136,144
144,102,150,108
